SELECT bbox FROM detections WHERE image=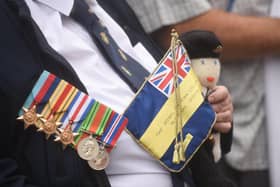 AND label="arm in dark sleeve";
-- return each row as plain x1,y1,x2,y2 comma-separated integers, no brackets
0,2,39,186
0,91,38,187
